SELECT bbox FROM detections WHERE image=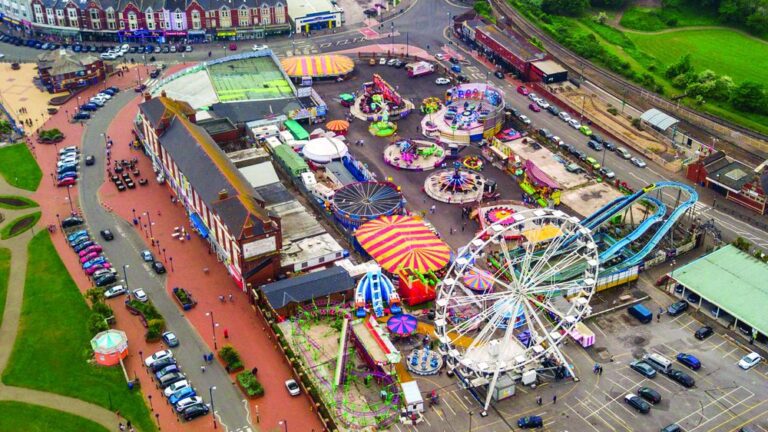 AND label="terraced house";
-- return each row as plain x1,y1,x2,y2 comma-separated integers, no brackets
27,0,290,42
